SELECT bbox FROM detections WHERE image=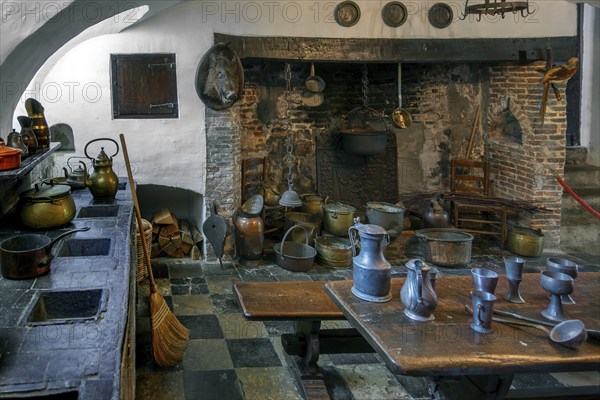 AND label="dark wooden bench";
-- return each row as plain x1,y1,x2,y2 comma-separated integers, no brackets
233,281,373,400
